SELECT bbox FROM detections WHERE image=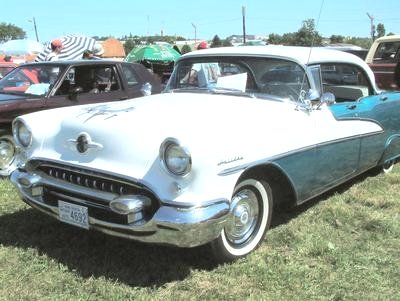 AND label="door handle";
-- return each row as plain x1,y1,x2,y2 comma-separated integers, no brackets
346,104,356,110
